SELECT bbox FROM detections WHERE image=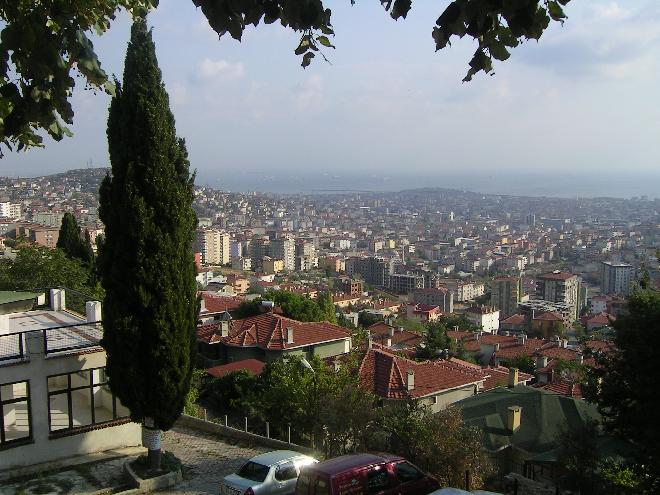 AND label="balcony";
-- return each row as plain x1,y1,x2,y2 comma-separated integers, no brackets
0,288,103,364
